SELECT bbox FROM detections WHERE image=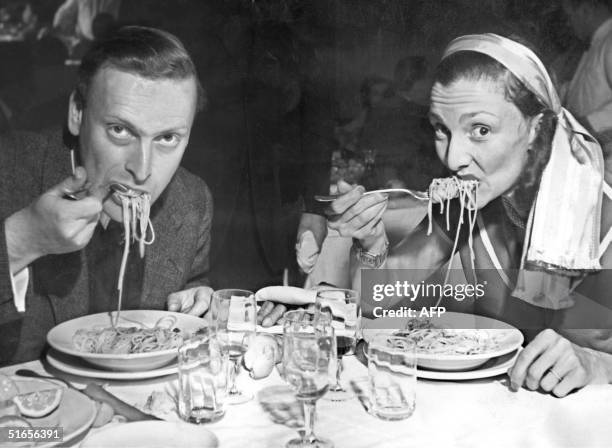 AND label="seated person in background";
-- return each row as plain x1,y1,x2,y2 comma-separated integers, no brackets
326,34,612,397
0,26,213,366
359,57,445,192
